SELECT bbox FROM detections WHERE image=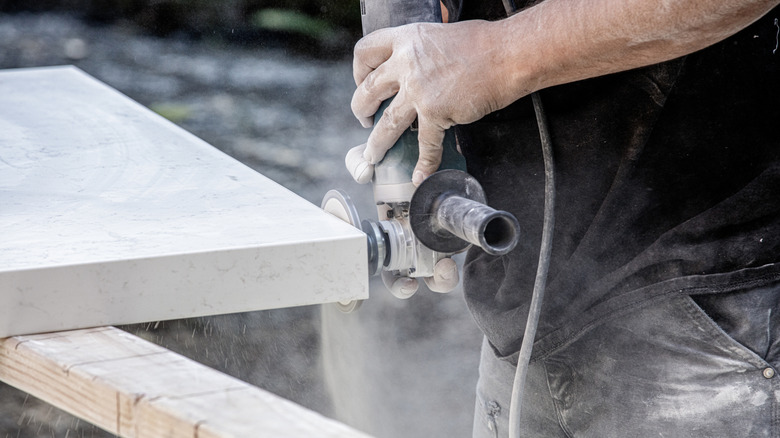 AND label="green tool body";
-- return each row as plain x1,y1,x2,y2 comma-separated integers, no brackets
373,99,466,188
320,0,519,306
